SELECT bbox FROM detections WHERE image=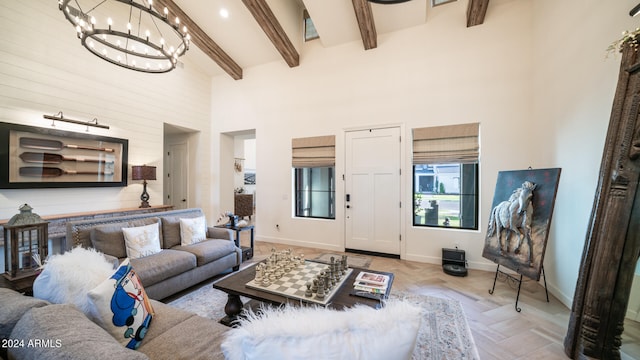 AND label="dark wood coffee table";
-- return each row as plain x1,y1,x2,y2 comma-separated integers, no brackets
212,260,394,326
